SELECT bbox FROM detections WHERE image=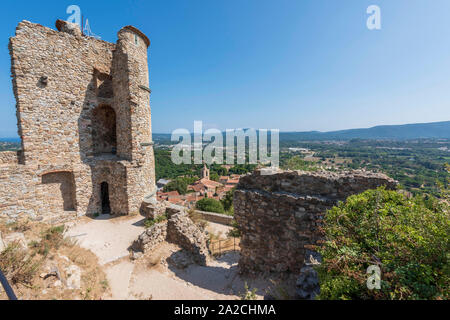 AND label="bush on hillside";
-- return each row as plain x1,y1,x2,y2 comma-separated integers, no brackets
316,187,449,300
